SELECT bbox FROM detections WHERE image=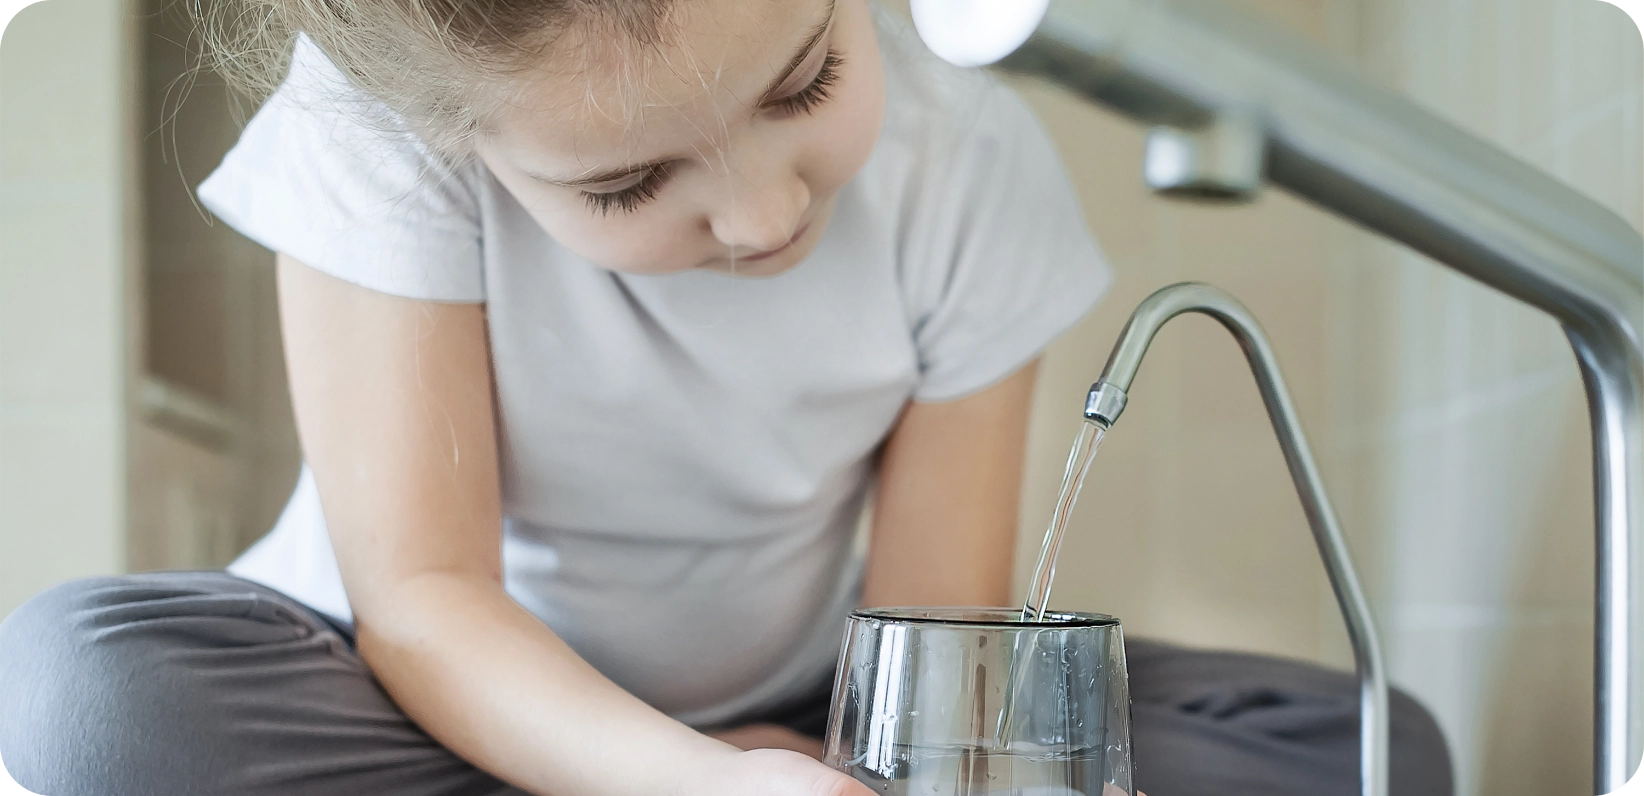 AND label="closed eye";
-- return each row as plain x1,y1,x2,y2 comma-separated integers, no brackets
580,164,673,215
766,51,844,117
576,50,843,214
